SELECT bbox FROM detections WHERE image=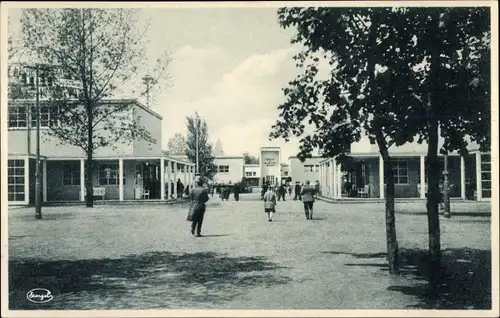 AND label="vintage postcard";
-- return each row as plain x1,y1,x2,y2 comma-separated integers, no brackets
1,1,498,317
